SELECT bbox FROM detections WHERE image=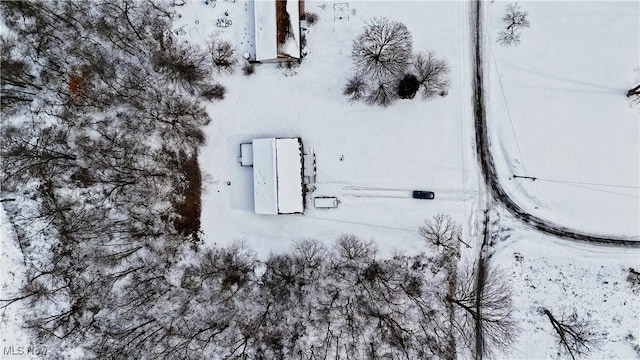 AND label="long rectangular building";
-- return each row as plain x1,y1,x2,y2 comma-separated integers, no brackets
252,138,304,214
